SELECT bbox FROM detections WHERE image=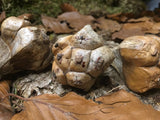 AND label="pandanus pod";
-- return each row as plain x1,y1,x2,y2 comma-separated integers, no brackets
120,35,160,93
52,25,115,91
0,16,52,75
